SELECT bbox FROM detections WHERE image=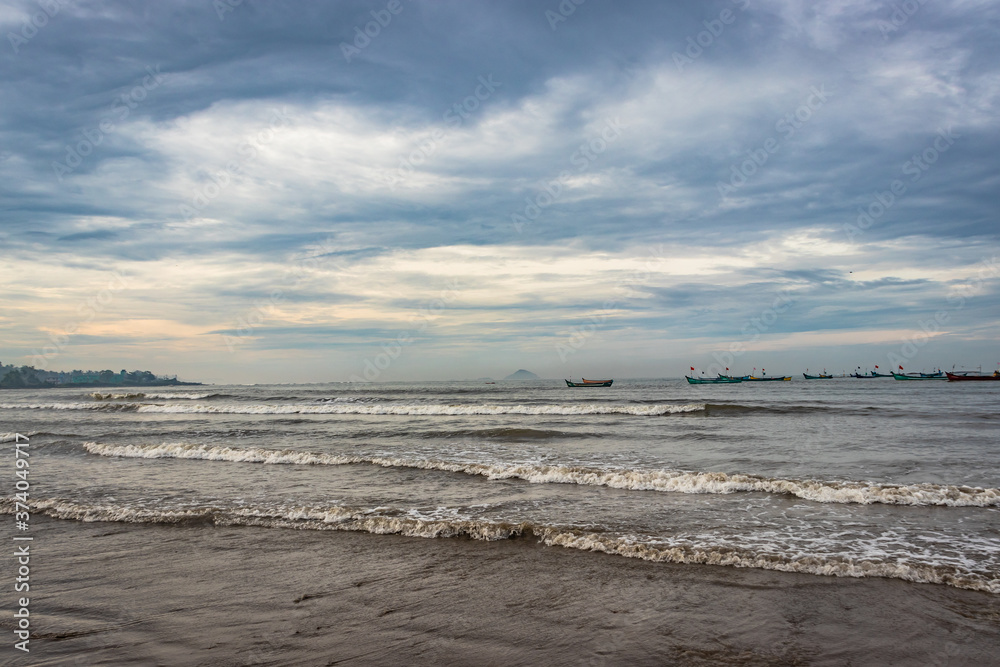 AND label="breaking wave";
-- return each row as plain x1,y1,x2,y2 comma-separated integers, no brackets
1,431,84,442
0,402,149,412
5,497,997,594
89,392,218,400
2,402,706,416
83,442,1000,508
0,432,35,443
